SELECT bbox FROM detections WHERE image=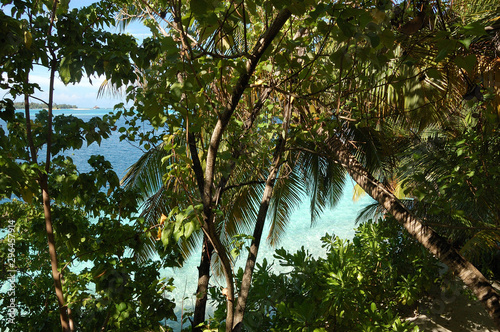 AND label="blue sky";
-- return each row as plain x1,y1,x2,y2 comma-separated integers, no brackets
1,1,152,109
